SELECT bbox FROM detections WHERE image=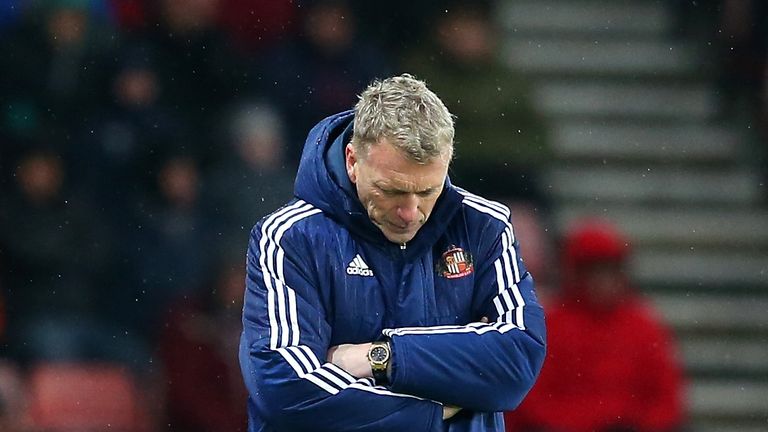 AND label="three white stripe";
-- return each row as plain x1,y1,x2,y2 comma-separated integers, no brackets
260,200,320,350
459,190,526,330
